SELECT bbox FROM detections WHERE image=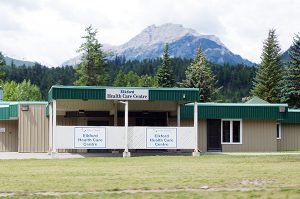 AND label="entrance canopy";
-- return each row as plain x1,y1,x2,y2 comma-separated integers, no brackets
47,86,200,156
48,86,199,102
